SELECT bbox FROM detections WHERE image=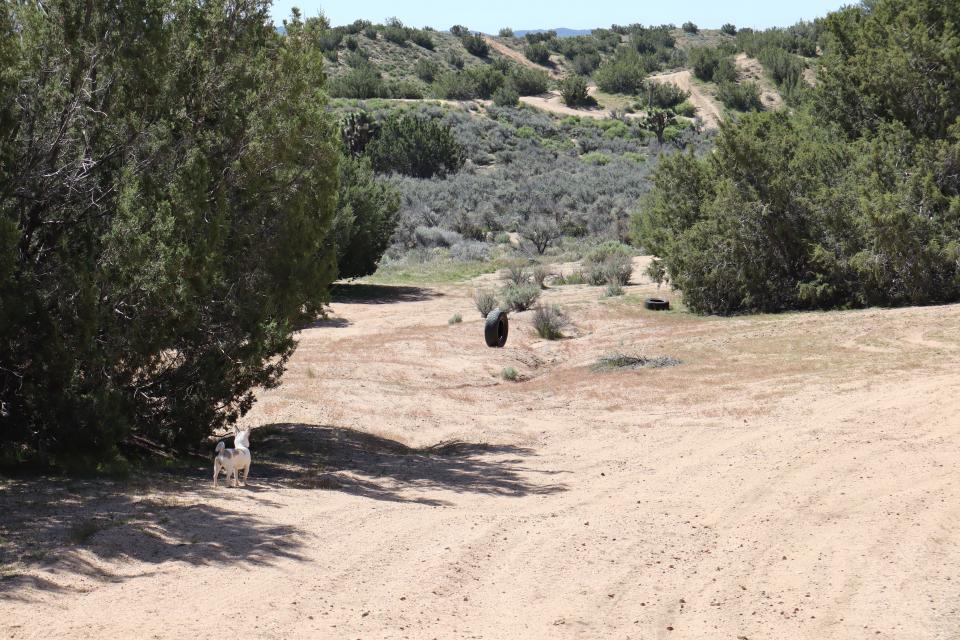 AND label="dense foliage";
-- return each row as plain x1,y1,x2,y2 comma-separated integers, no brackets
330,156,401,278
635,0,960,315
559,76,594,107
367,114,466,179
0,2,341,461
594,49,647,94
